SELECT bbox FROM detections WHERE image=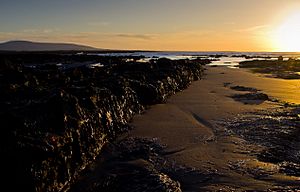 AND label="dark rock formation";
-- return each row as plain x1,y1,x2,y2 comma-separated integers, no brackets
0,57,209,191
278,55,284,61
70,137,182,192
231,92,269,105
226,83,269,105
230,85,259,92
69,137,216,192
239,60,300,79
